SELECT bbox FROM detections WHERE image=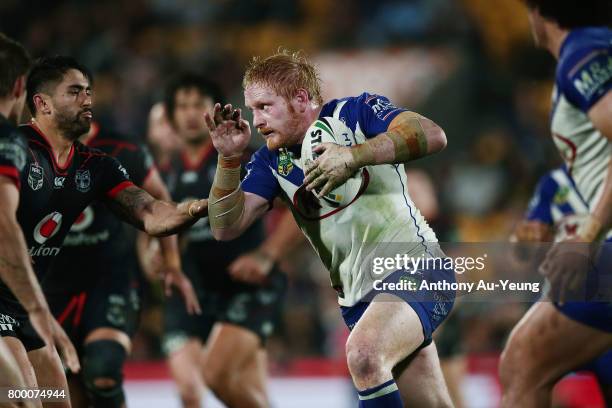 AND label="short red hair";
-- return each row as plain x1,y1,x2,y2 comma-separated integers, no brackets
243,49,323,105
